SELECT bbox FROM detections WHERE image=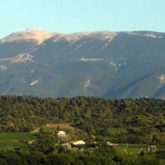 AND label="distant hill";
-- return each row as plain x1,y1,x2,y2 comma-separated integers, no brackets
0,29,165,98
